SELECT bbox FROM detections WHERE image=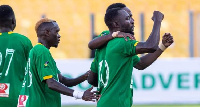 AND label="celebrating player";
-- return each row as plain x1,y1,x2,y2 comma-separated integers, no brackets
18,18,98,107
0,5,33,107
88,5,174,107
